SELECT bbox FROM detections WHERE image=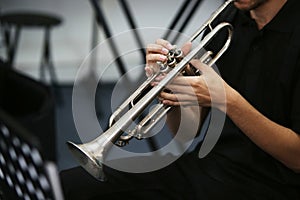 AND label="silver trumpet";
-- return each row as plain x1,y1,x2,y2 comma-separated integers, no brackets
67,0,235,181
